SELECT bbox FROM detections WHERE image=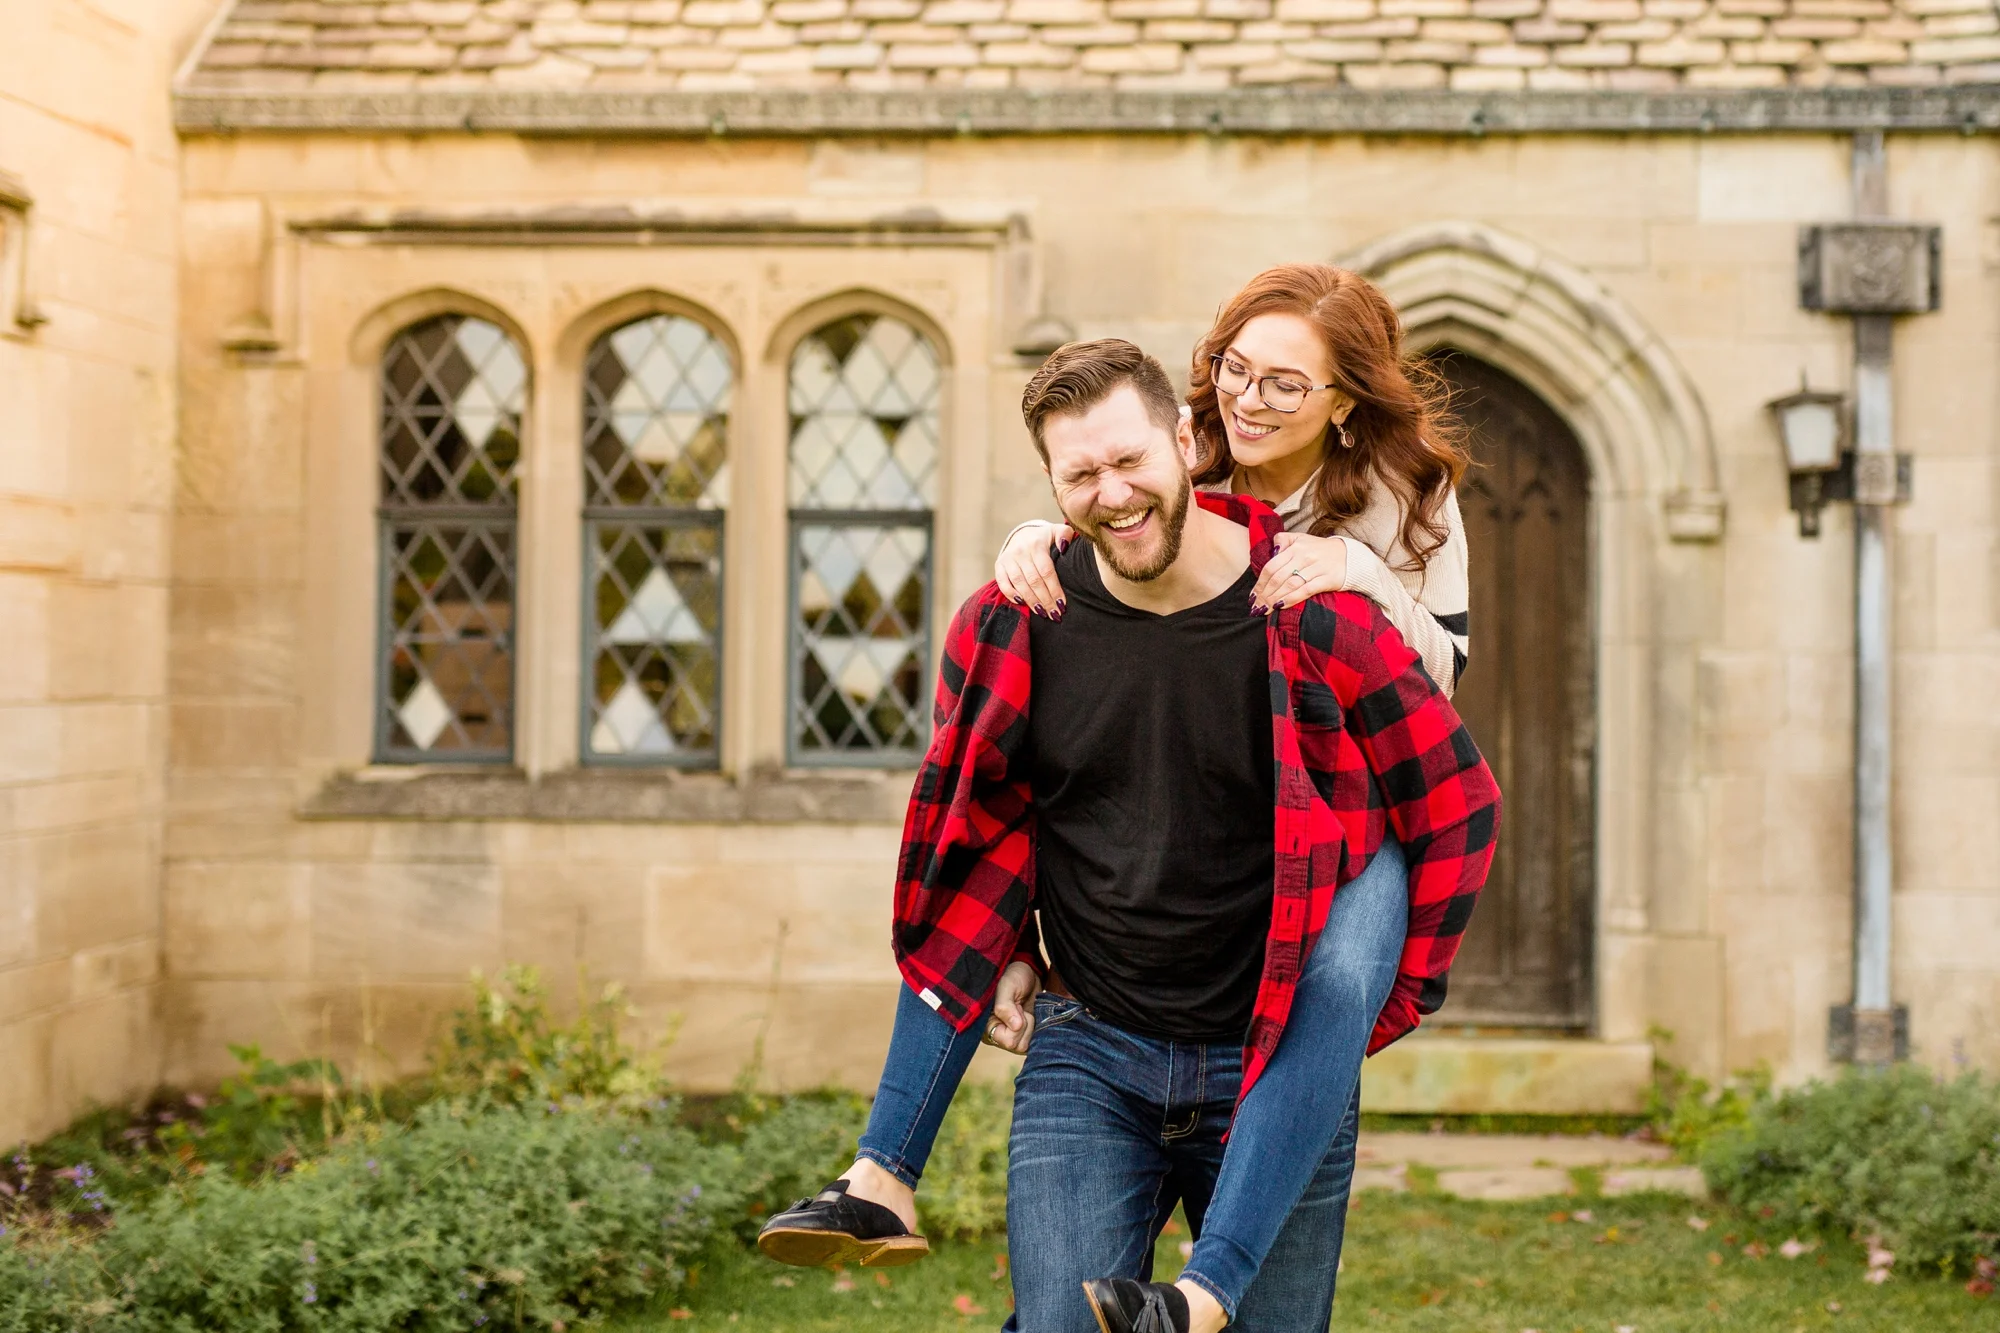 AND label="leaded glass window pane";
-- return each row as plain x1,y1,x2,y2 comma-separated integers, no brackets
376,315,524,763
582,314,731,766
788,314,938,765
